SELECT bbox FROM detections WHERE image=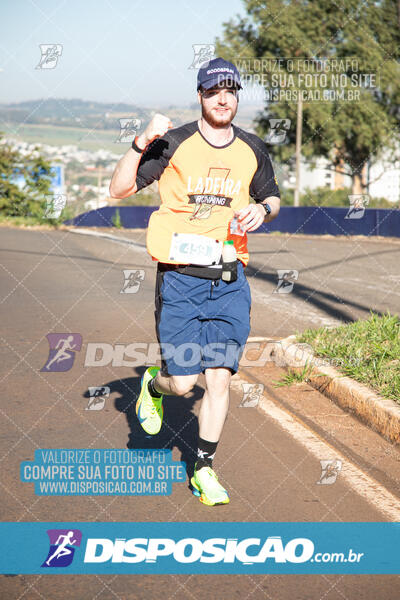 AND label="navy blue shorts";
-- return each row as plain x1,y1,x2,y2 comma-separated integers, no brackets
155,261,251,376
